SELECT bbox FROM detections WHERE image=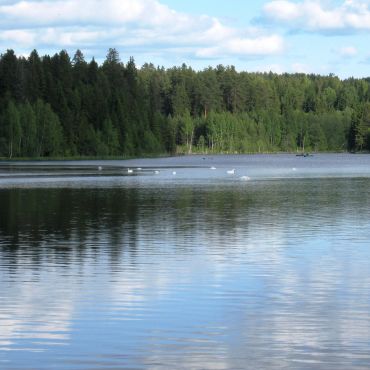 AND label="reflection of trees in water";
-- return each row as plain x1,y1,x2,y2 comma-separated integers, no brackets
0,188,140,268
1,179,369,269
